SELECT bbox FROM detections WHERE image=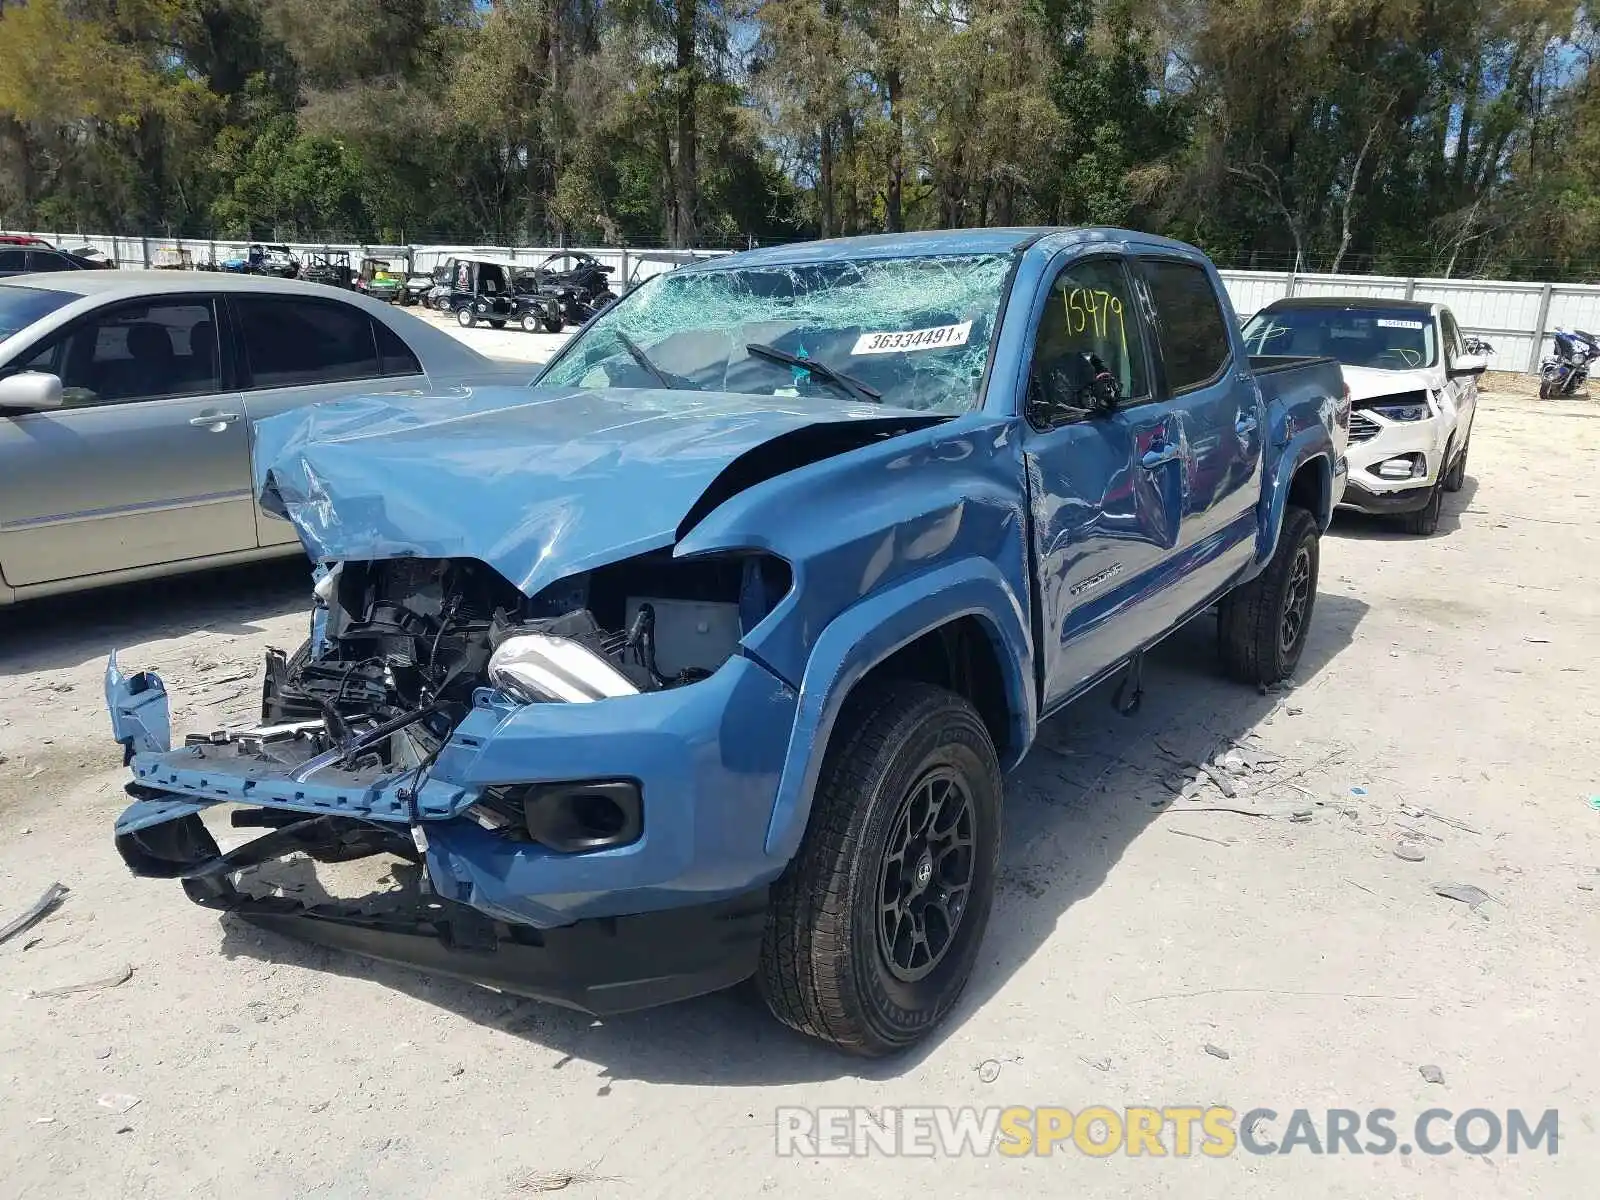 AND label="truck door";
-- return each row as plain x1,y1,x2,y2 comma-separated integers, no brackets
1020,252,1192,710
1132,255,1263,609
